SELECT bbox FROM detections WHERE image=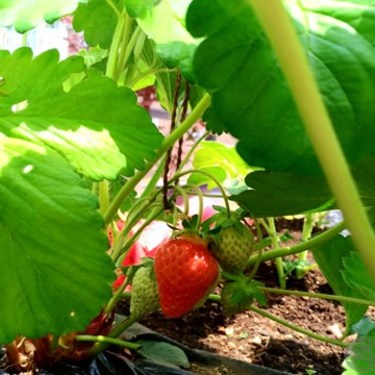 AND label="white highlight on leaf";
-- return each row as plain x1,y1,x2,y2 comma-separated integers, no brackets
11,99,29,113
22,164,33,174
